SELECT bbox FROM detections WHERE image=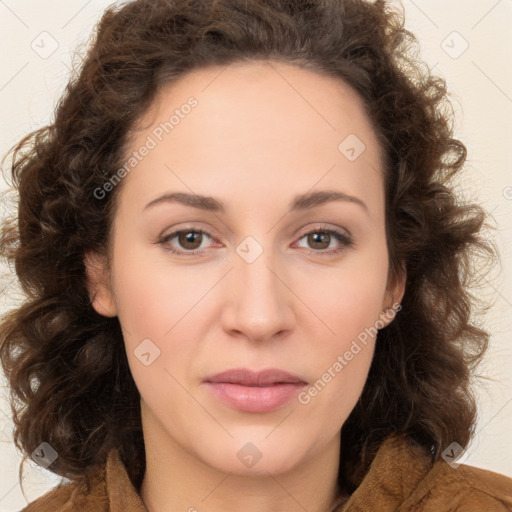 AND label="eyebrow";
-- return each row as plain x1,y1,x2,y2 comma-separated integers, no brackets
143,190,369,215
